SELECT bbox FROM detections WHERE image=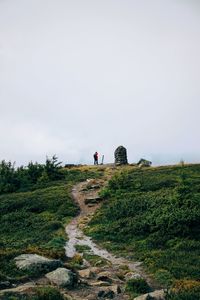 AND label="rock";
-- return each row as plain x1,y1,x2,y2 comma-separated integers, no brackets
114,146,128,165
14,254,62,274
82,259,91,269
81,184,101,191
63,295,74,300
90,281,111,287
110,285,122,294
78,268,95,279
125,272,143,281
94,259,106,267
97,271,114,283
90,267,101,273
90,184,101,189
98,285,122,297
84,196,102,205
133,289,165,300
0,281,11,289
98,289,115,299
0,283,35,297
137,159,152,168
45,268,76,288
